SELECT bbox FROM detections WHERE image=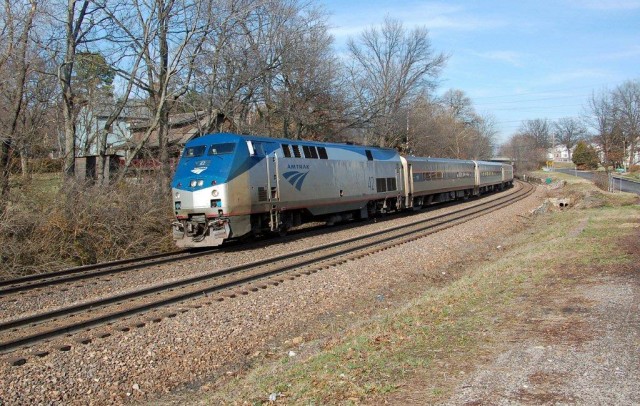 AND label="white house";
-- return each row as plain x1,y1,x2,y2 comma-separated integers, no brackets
547,144,573,162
